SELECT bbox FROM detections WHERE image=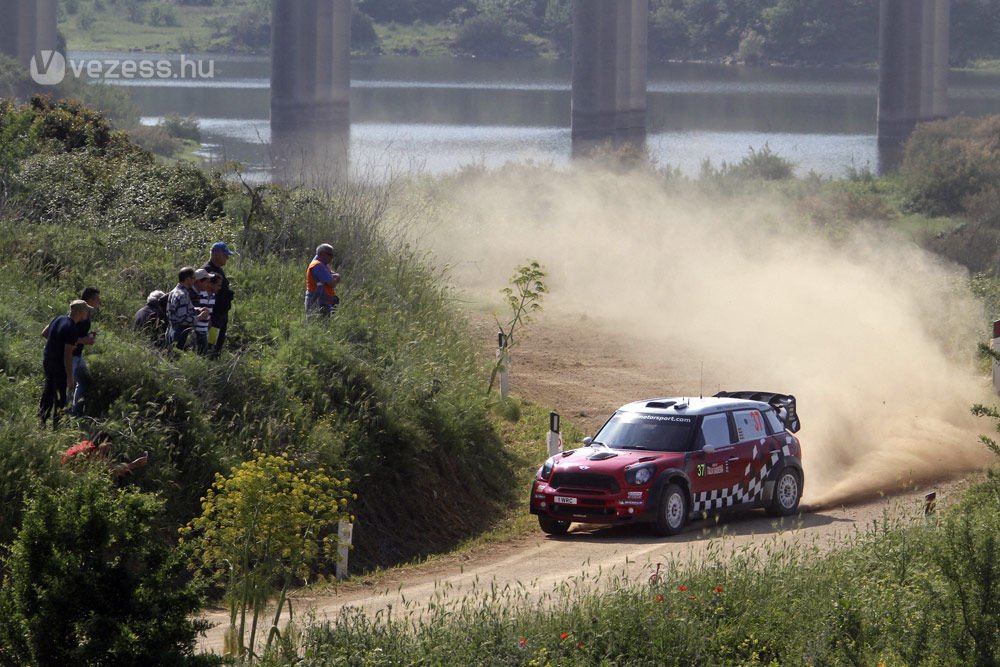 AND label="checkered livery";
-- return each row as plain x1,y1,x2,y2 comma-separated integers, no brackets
691,443,792,513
